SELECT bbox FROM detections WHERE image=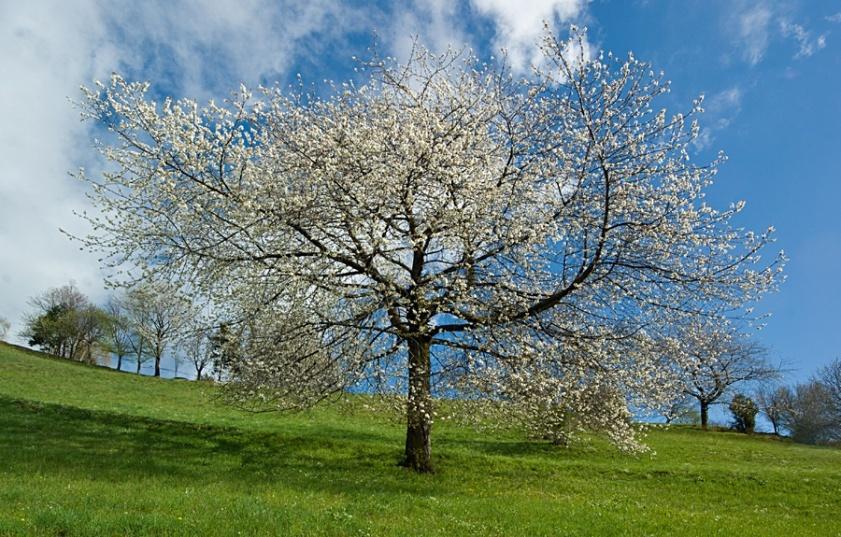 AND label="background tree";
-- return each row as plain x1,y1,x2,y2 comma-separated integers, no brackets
207,326,225,382
76,30,783,472
122,289,154,374
779,381,839,444
0,316,10,341
182,326,212,381
172,354,186,378
674,323,780,429
208,323,238,382
729,394,758,433
663,395,701,426
754,383,789,435
104,296,133,371
817,358,841,420
124,284,191,377
22,283,108,362
23,283,86,357
127,331,151,374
